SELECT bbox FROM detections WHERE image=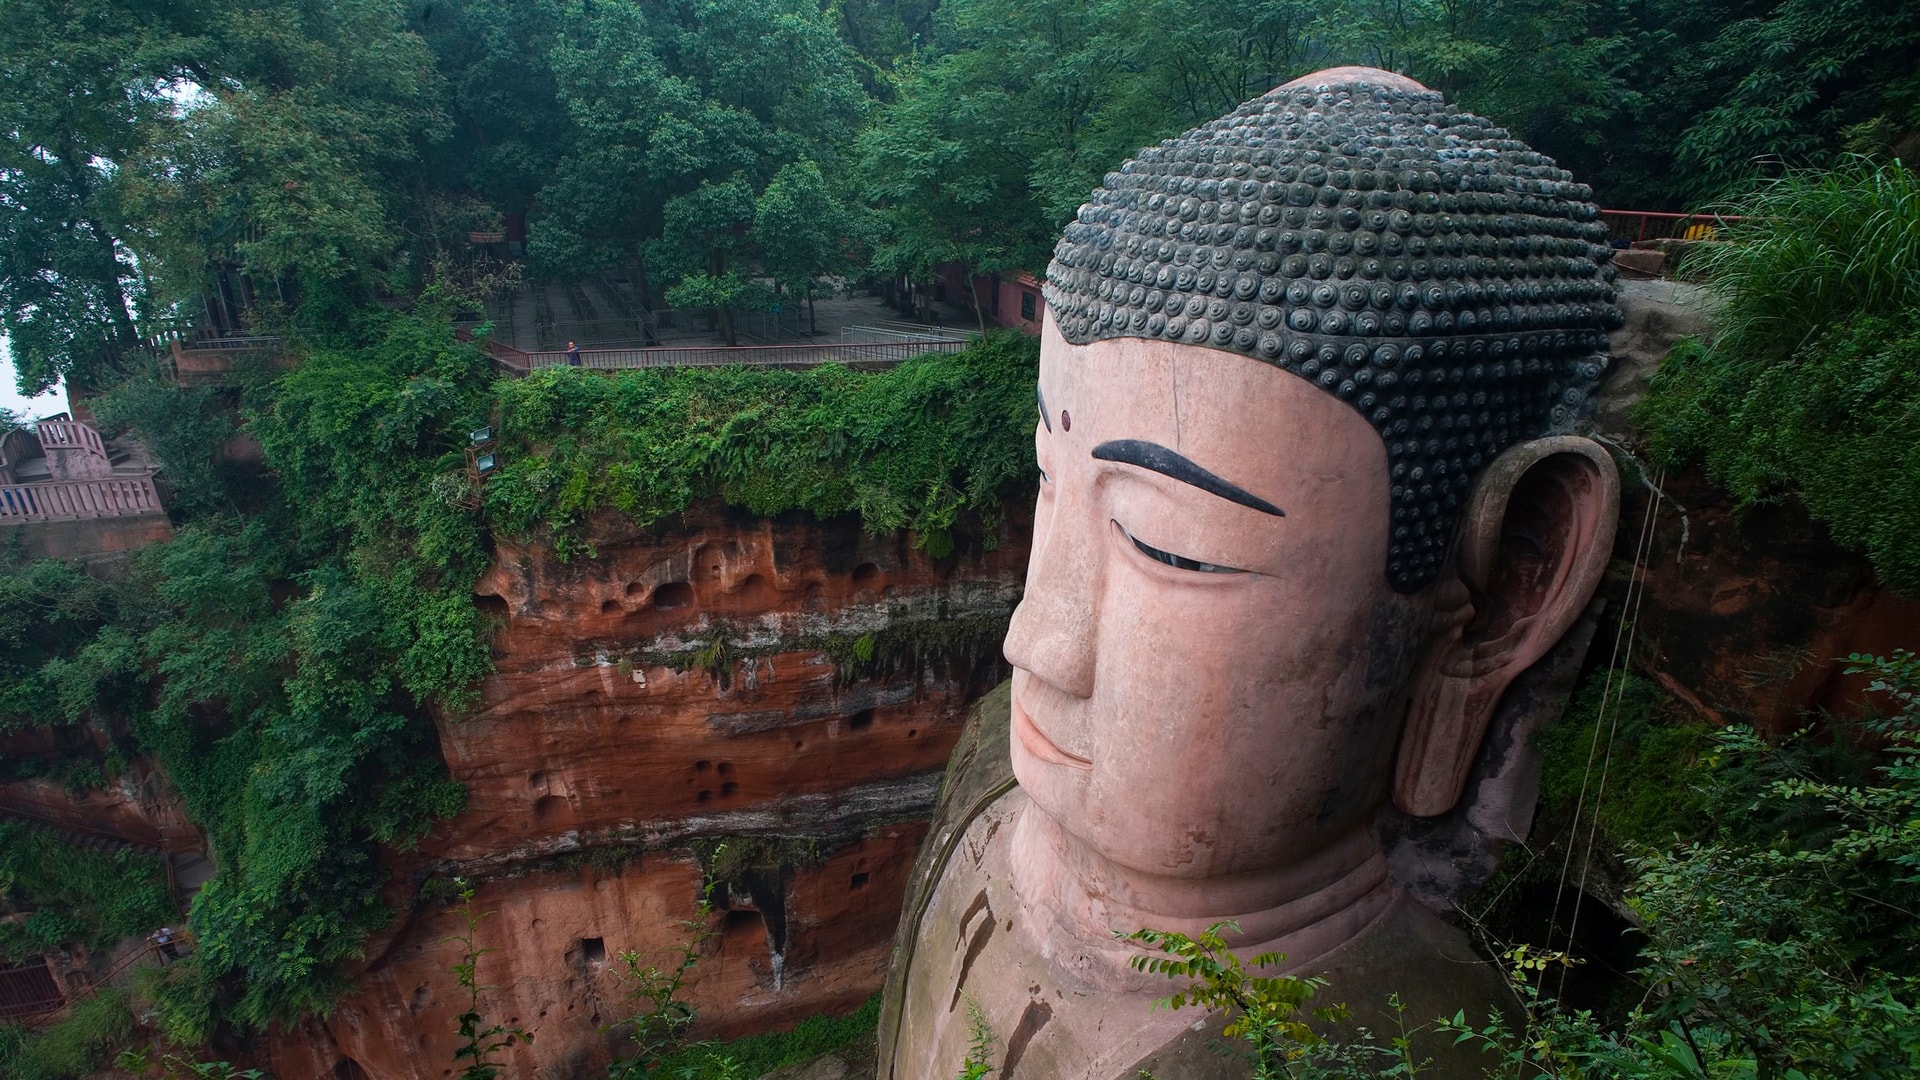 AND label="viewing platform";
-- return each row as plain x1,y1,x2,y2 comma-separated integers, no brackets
0,418,171,562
